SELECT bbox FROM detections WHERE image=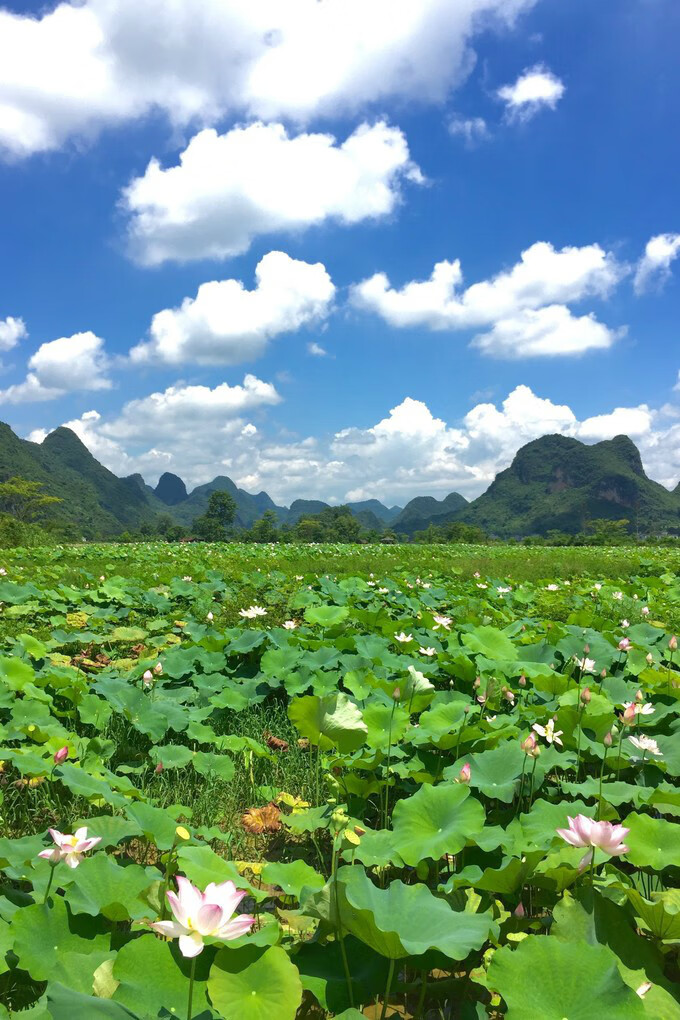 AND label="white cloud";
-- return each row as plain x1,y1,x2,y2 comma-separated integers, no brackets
0,316,27,350
0,0,537,157
0,331,111,403
472,305,620,358
497,64,565,120
308,342,328,357
352,240,625,357
448,115,490,145
123,121,422,265
35,382,680,501
634,233,680,294
131,251,334,367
